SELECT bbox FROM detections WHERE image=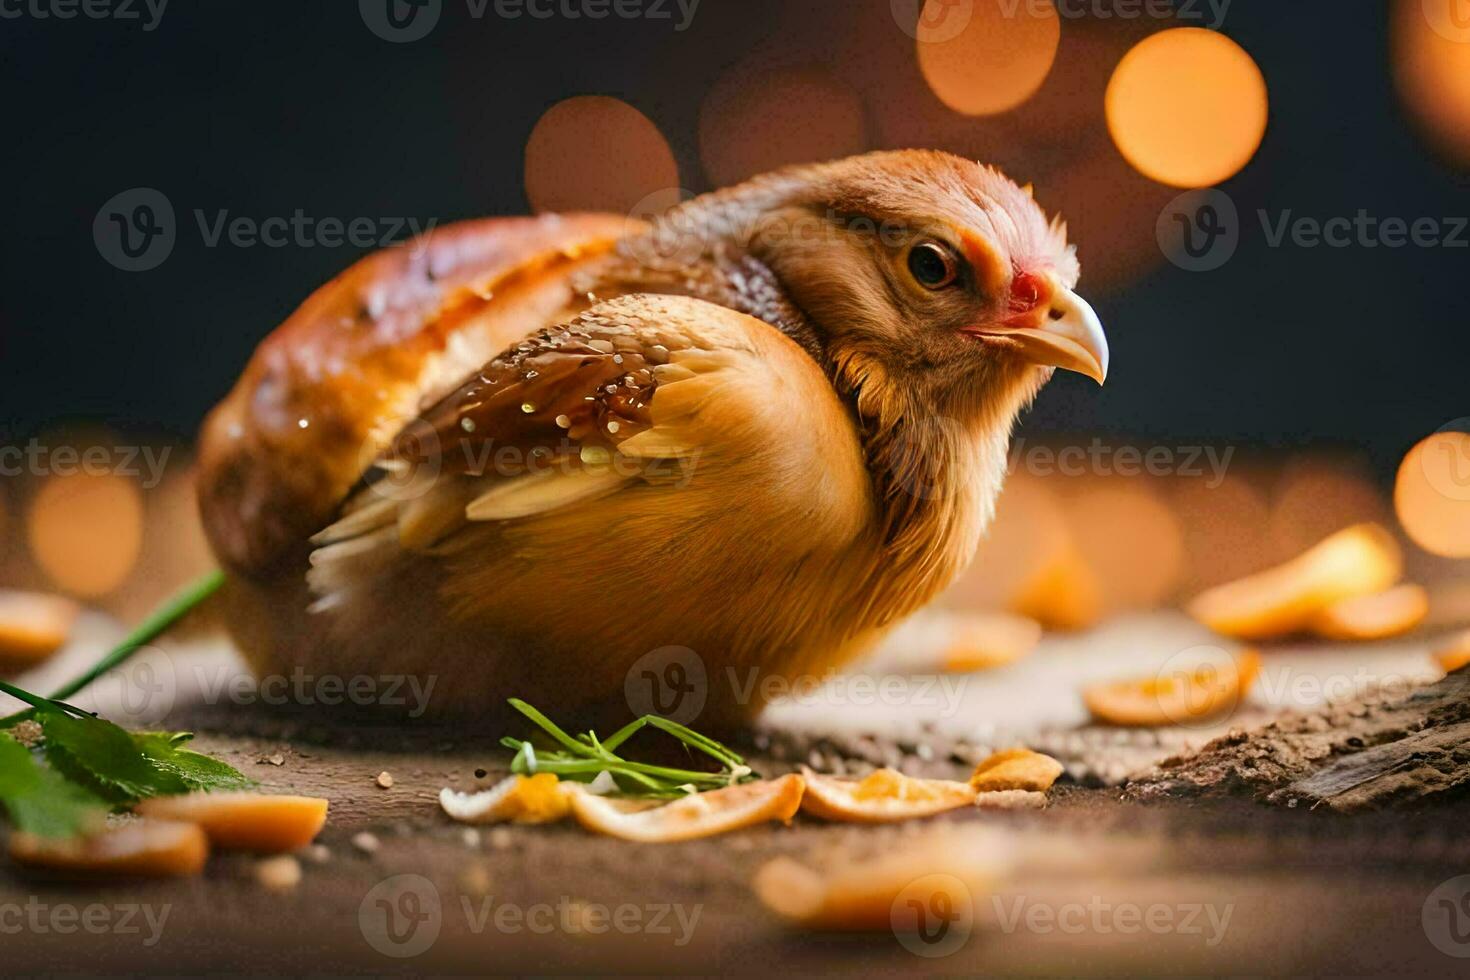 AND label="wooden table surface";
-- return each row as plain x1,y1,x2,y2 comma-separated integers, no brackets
2,611,1465,975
